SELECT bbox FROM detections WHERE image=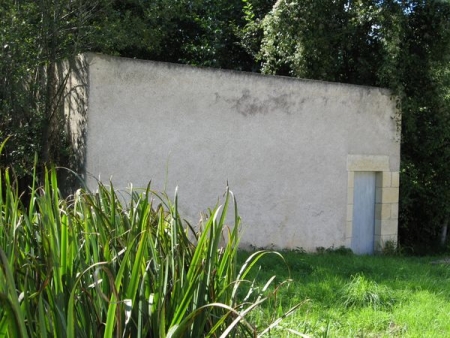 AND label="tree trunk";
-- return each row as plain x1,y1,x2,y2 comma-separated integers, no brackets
440,218,448,247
